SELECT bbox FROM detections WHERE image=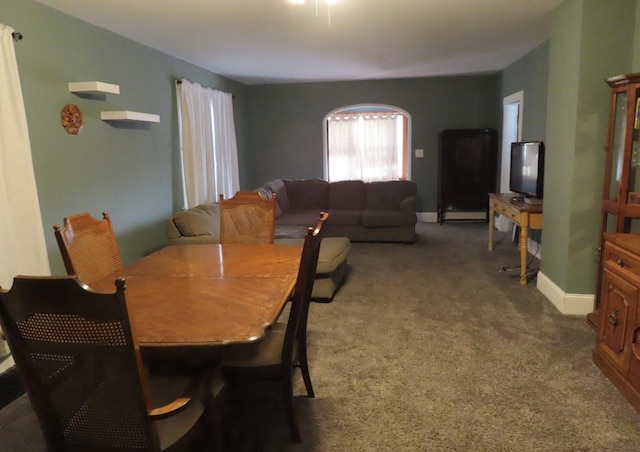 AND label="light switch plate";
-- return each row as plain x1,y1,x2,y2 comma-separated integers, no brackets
415,149,424,158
